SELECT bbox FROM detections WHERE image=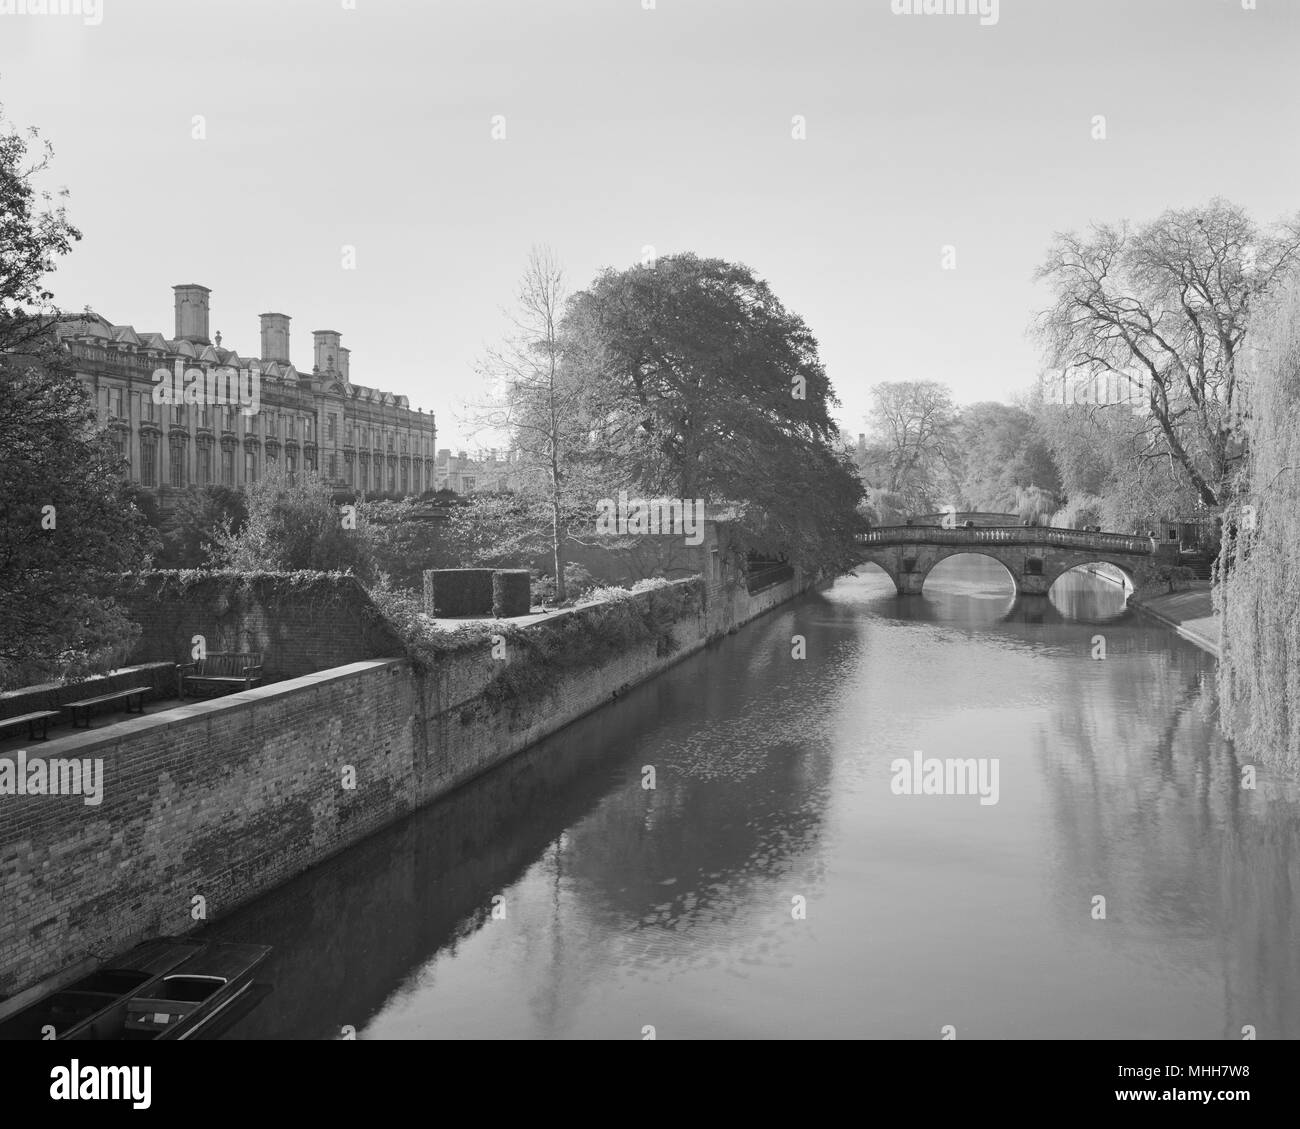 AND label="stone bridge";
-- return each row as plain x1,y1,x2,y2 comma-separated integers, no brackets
854,526,1157,596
